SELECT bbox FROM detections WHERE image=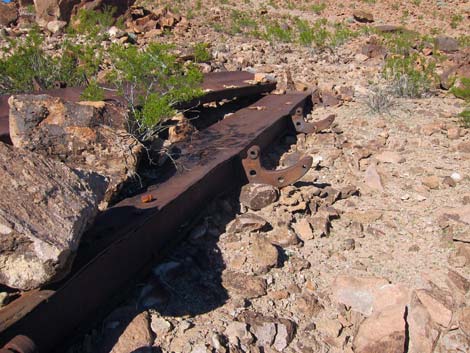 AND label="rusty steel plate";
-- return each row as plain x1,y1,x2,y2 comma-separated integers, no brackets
0,92,310,351
0,71,275,143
